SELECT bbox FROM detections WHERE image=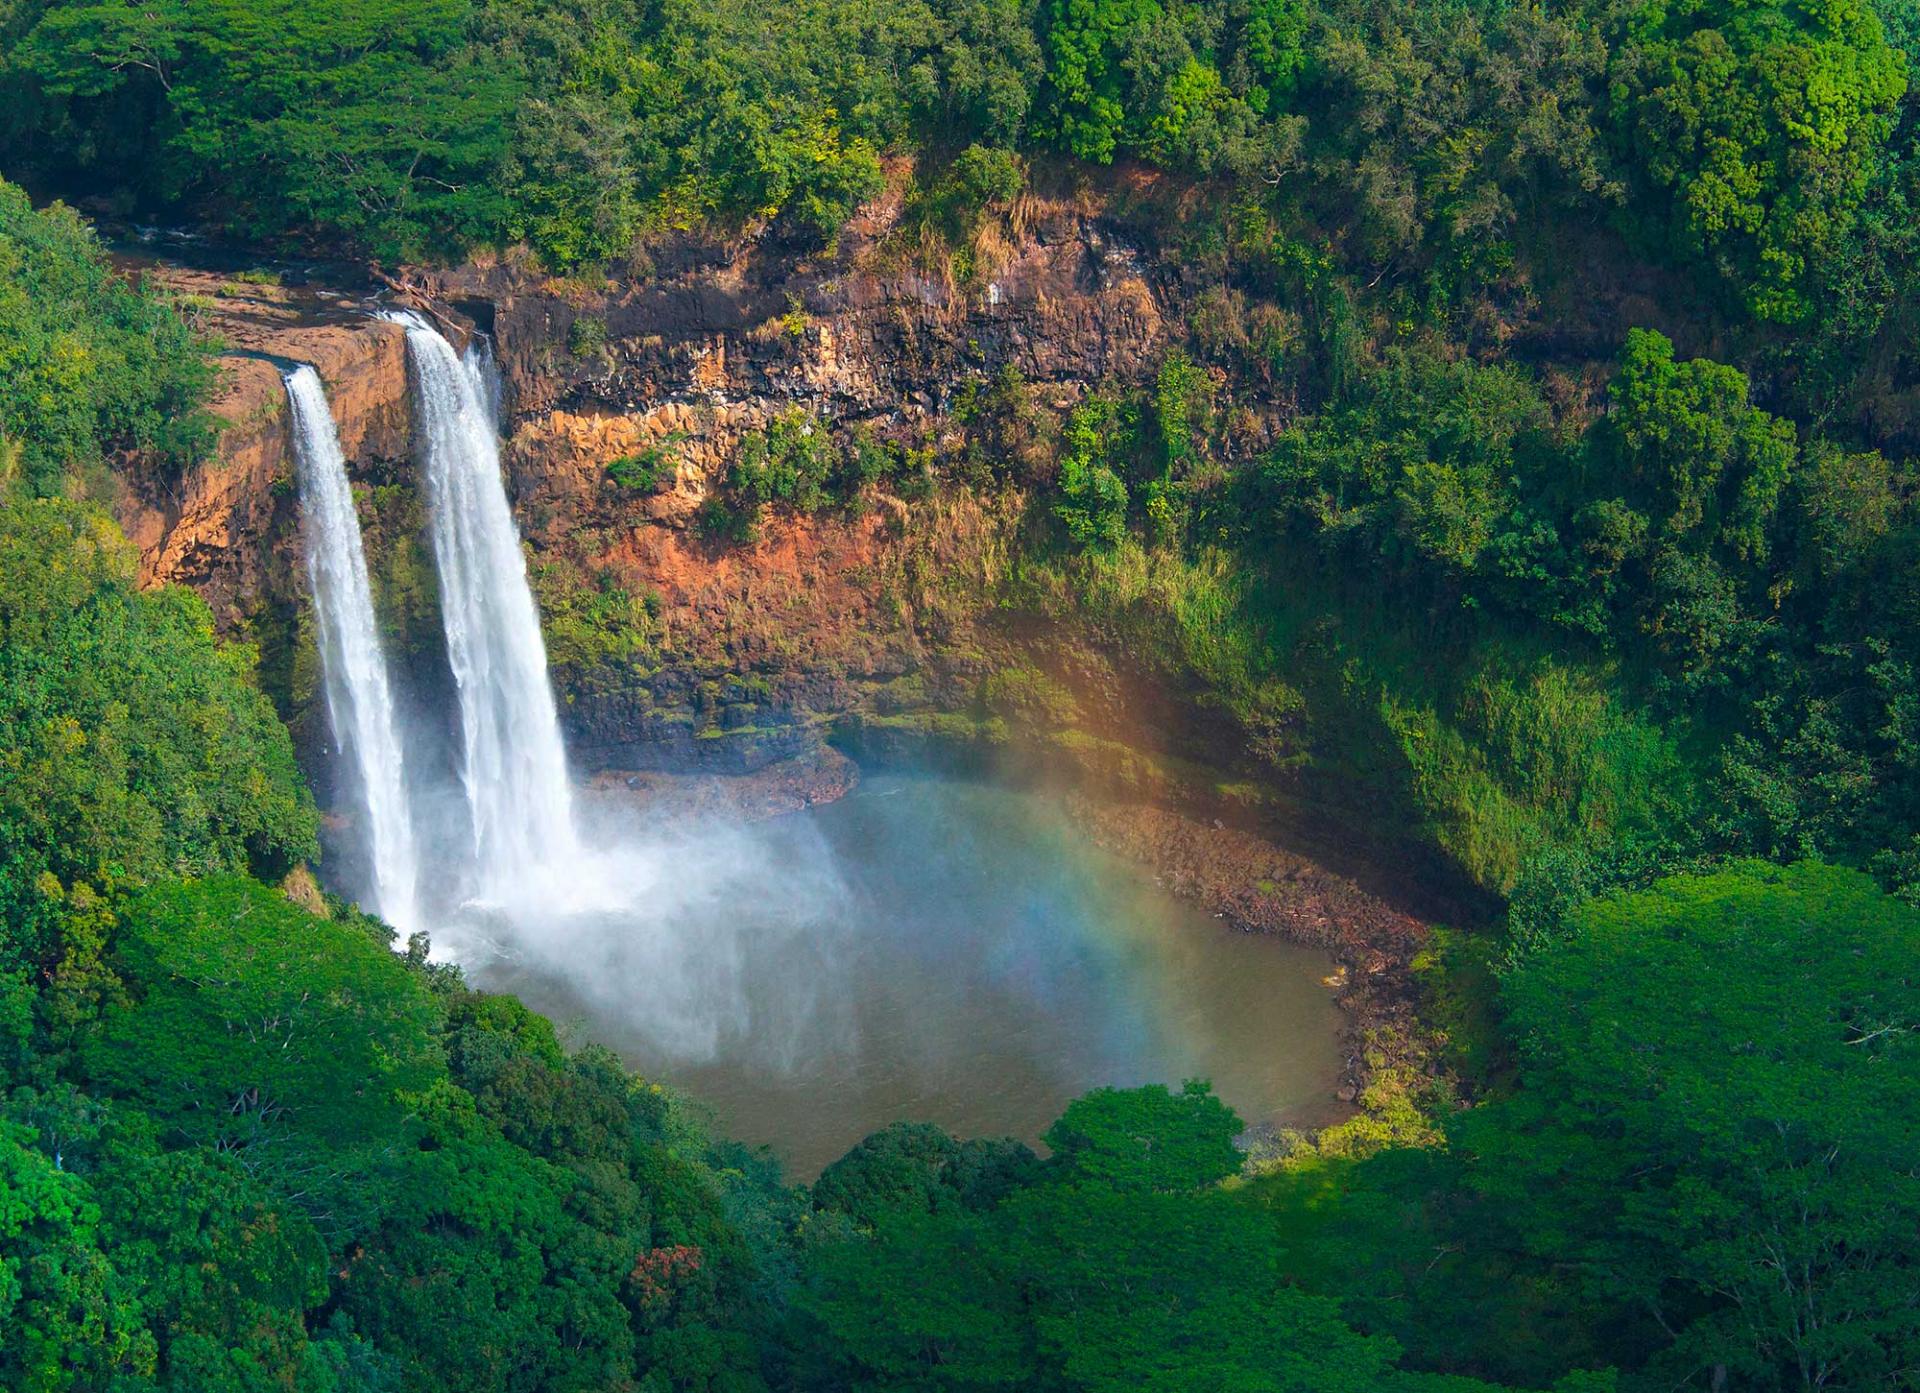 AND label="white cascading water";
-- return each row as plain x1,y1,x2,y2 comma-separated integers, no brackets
284,366,421,933
389,312,584,903
382,310,848,1062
